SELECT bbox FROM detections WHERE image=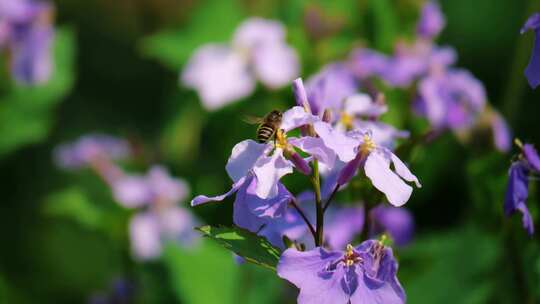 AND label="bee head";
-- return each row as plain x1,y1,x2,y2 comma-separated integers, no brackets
267,110,283,122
